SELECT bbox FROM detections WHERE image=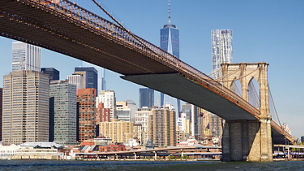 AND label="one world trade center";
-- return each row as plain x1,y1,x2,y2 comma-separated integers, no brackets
160,0,180,115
